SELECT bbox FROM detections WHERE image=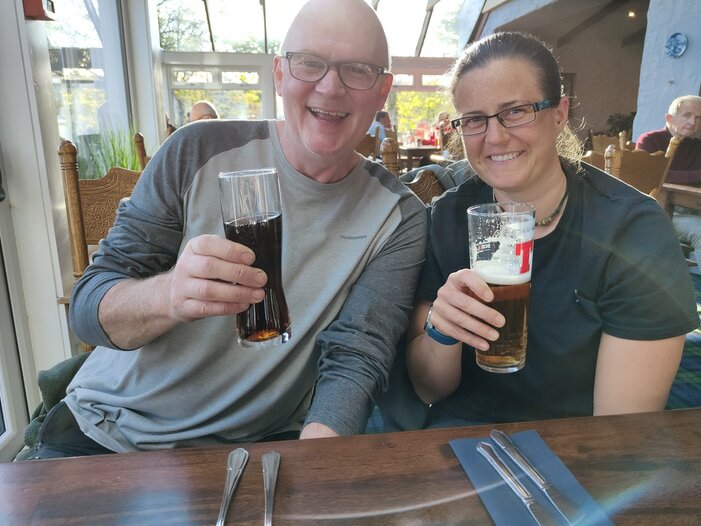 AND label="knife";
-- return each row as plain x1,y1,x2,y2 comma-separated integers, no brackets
490,429,582,525
476,442,560,526
215,448,249,526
